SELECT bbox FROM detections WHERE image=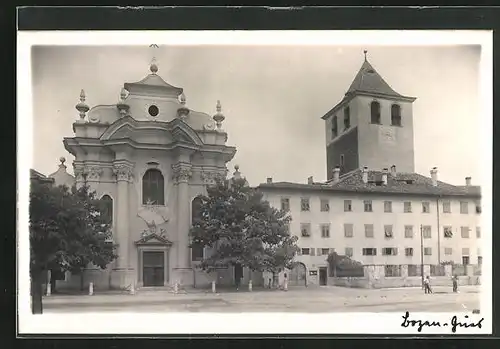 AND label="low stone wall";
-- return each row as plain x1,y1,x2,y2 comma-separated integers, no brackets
328,264,481,289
